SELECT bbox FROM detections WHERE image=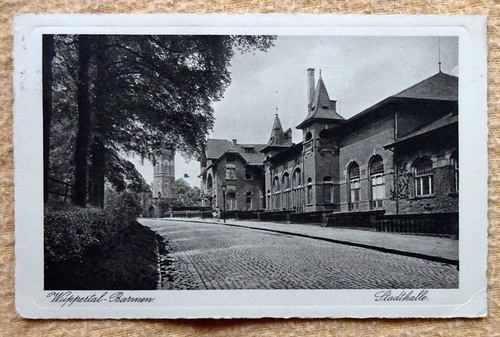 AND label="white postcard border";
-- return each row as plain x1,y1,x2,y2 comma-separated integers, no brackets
13,14,488,319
